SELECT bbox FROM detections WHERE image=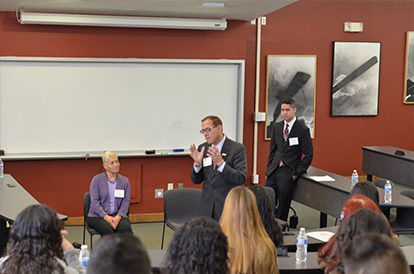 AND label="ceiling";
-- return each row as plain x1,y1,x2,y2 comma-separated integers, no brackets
0,0,298,21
